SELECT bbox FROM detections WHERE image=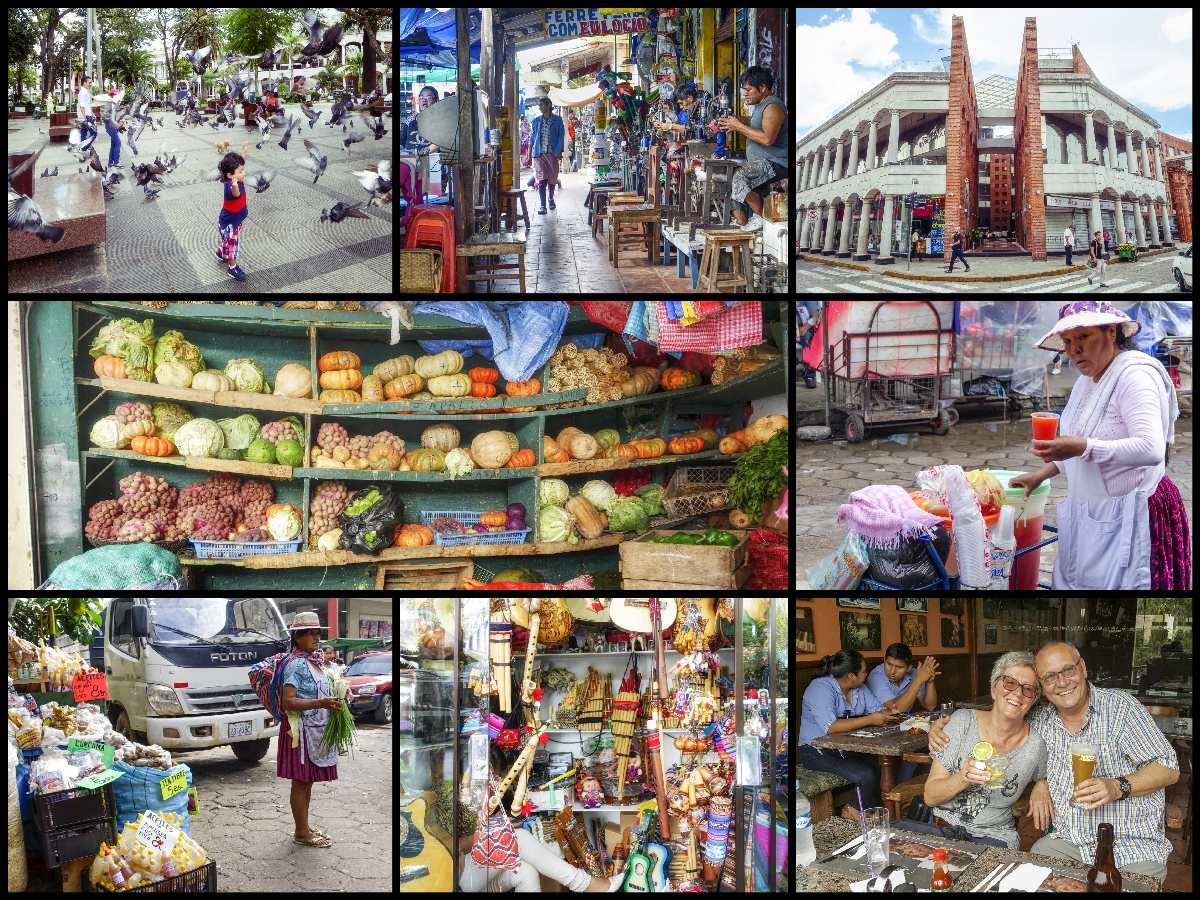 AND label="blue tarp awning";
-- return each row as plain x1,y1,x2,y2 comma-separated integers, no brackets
399,9,481,65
